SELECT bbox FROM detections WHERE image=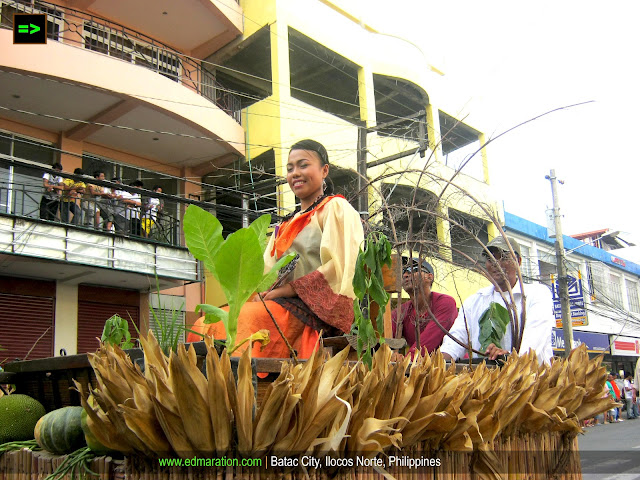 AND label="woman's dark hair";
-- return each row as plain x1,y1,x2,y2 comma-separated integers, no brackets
290,139,329,165
151,185,162,192
289,139,334,195
73,168,84,175
52,163,63,171
130,180,144,188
